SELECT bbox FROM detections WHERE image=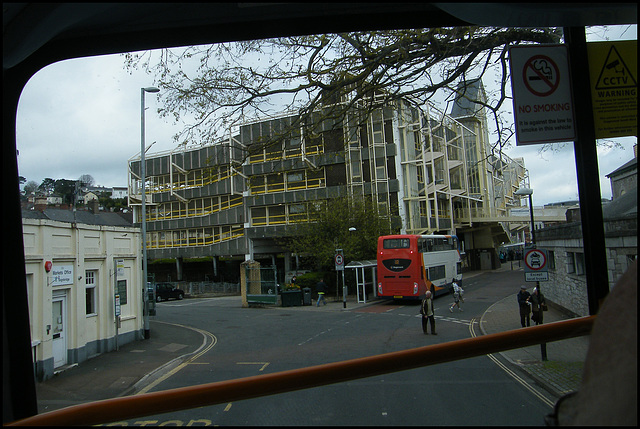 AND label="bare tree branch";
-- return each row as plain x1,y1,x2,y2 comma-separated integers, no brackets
124,27,562,157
